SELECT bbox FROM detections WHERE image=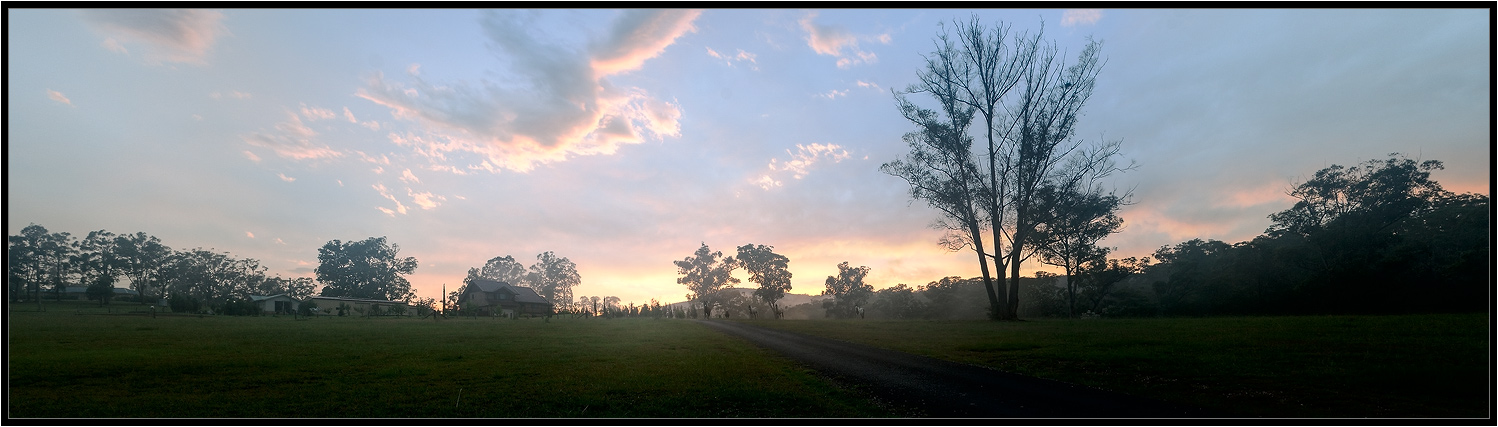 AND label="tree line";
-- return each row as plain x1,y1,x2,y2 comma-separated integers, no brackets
7,230,424,314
